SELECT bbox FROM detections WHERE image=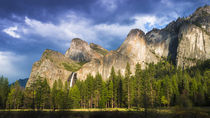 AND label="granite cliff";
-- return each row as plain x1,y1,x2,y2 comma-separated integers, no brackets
26,49,81,88
26,5,210,87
